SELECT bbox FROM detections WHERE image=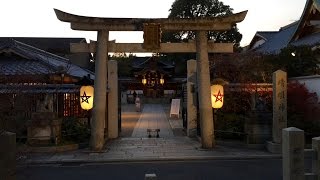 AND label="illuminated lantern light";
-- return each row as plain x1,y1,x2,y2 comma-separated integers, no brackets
211,84,224,109
160,74,164,85
142,77,147,85
160,78,164,85
80,86,94,110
